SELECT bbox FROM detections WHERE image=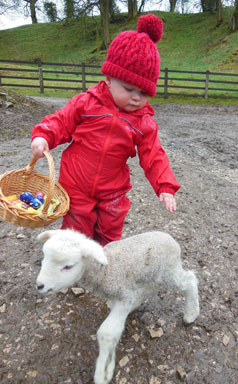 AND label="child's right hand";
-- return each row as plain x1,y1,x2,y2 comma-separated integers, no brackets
31,137,49,158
